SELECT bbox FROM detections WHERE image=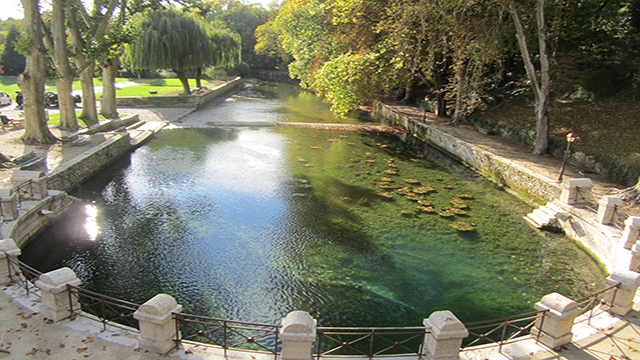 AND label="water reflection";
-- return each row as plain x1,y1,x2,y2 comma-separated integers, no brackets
20,82,607,328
